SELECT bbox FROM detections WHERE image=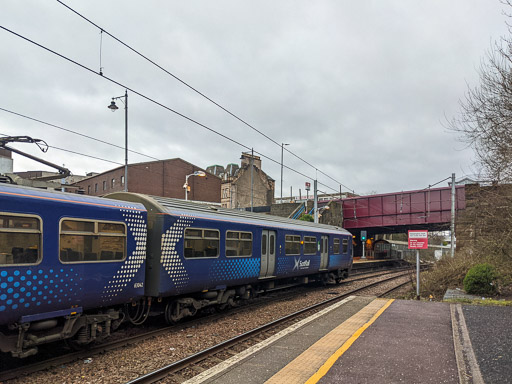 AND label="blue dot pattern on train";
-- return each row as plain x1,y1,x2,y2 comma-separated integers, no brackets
0,268,82,312
276,257,290,275
208,258,260,283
